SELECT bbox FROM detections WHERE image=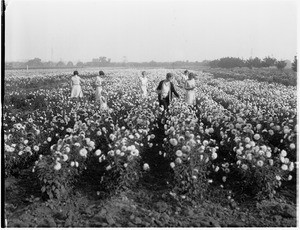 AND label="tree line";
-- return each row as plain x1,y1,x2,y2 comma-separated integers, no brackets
5,56,297,72
208,56,297,72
